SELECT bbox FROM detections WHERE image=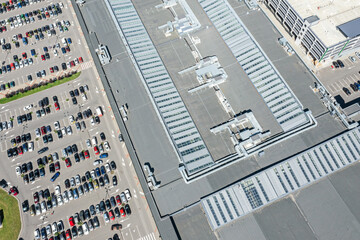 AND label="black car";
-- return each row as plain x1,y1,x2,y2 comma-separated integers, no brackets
74,153,80,163
7,149,13,158
74,89,79,96
337,60,344,68
89,205,96,216
72,144,78,153
105,199,111,210
72,97,77,105
69,90,75,97
79,151,85,161
49,163,55,173
110,161,116,170
34,169,40,178
77,112,83,120
84,209,91,220
43,97,49,106
38,147,49,154
83,182,89,193
110,196,116,208
112,176,117,186
100,132,106,141
43,135,48,143
71,226,78,238
57,130,63,139
45,106,51,114
343,87,351,96
99,176,104,187
85,171,91,180
93,216,100,228
53,95,58,102
61,62,67,70
22,200,29,212
29,171,35,182
26,133,31,141
21,163,27,173
79,210,85,222
17,116,22,124
79,86,84,93
64,179,70,188
23,174,29,184
38,100,44,107
99,201,105,212
27,161,33,171
78,226,84,236
39,168,45,177
104,174,109,185
48,134,53,142
114,207,120,218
